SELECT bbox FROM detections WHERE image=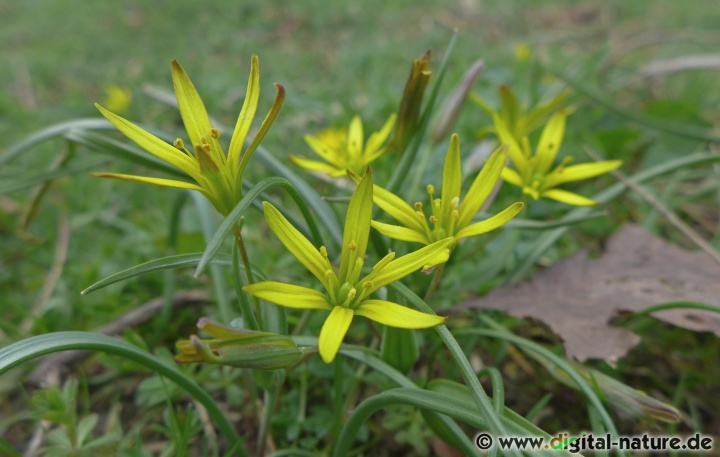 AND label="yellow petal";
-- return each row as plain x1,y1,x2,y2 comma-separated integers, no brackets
493,113,528,175
243,282,332,310
543,160,622,188
318,306,354,363
363,113,397,162
304,134,345,168
347,116,364,163
441,134,462,219
542,189,598,206
500,166,524,188
455,202,524,239
237,83,286,178
363,237,454,294
289,155,342,175
423,248,450,272
535,110,567,175
95,104,199,179
457,145,507,229
374,184,426,233
371,220,429,244
338,168,373,281
355,300,446,328
263,202,329,288
92,172,203,191
227,54,260,169
171,60,225,166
